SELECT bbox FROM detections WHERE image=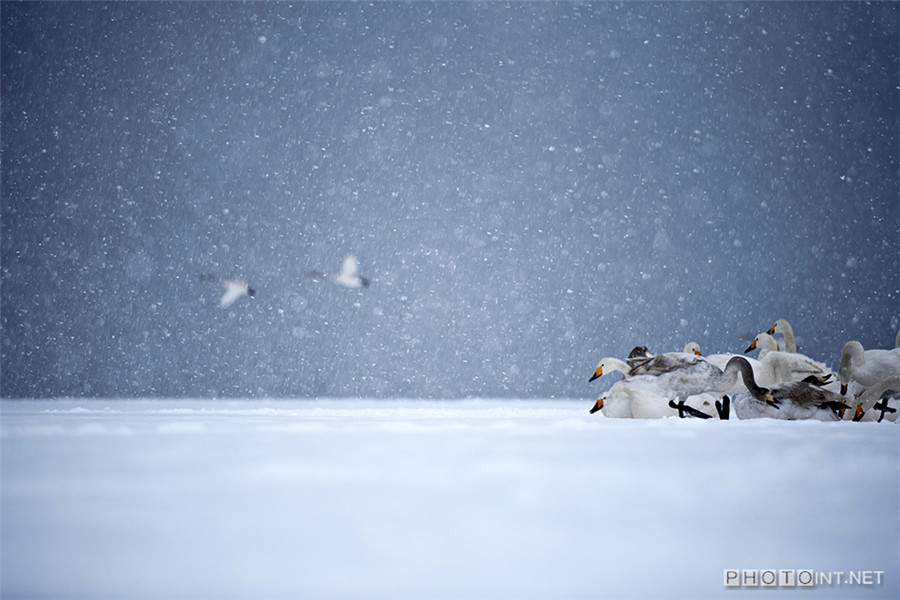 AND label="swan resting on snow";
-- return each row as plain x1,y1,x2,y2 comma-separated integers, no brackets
745,333,835,388
724,356,849,421
589,380,720,419
837,340,900,395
